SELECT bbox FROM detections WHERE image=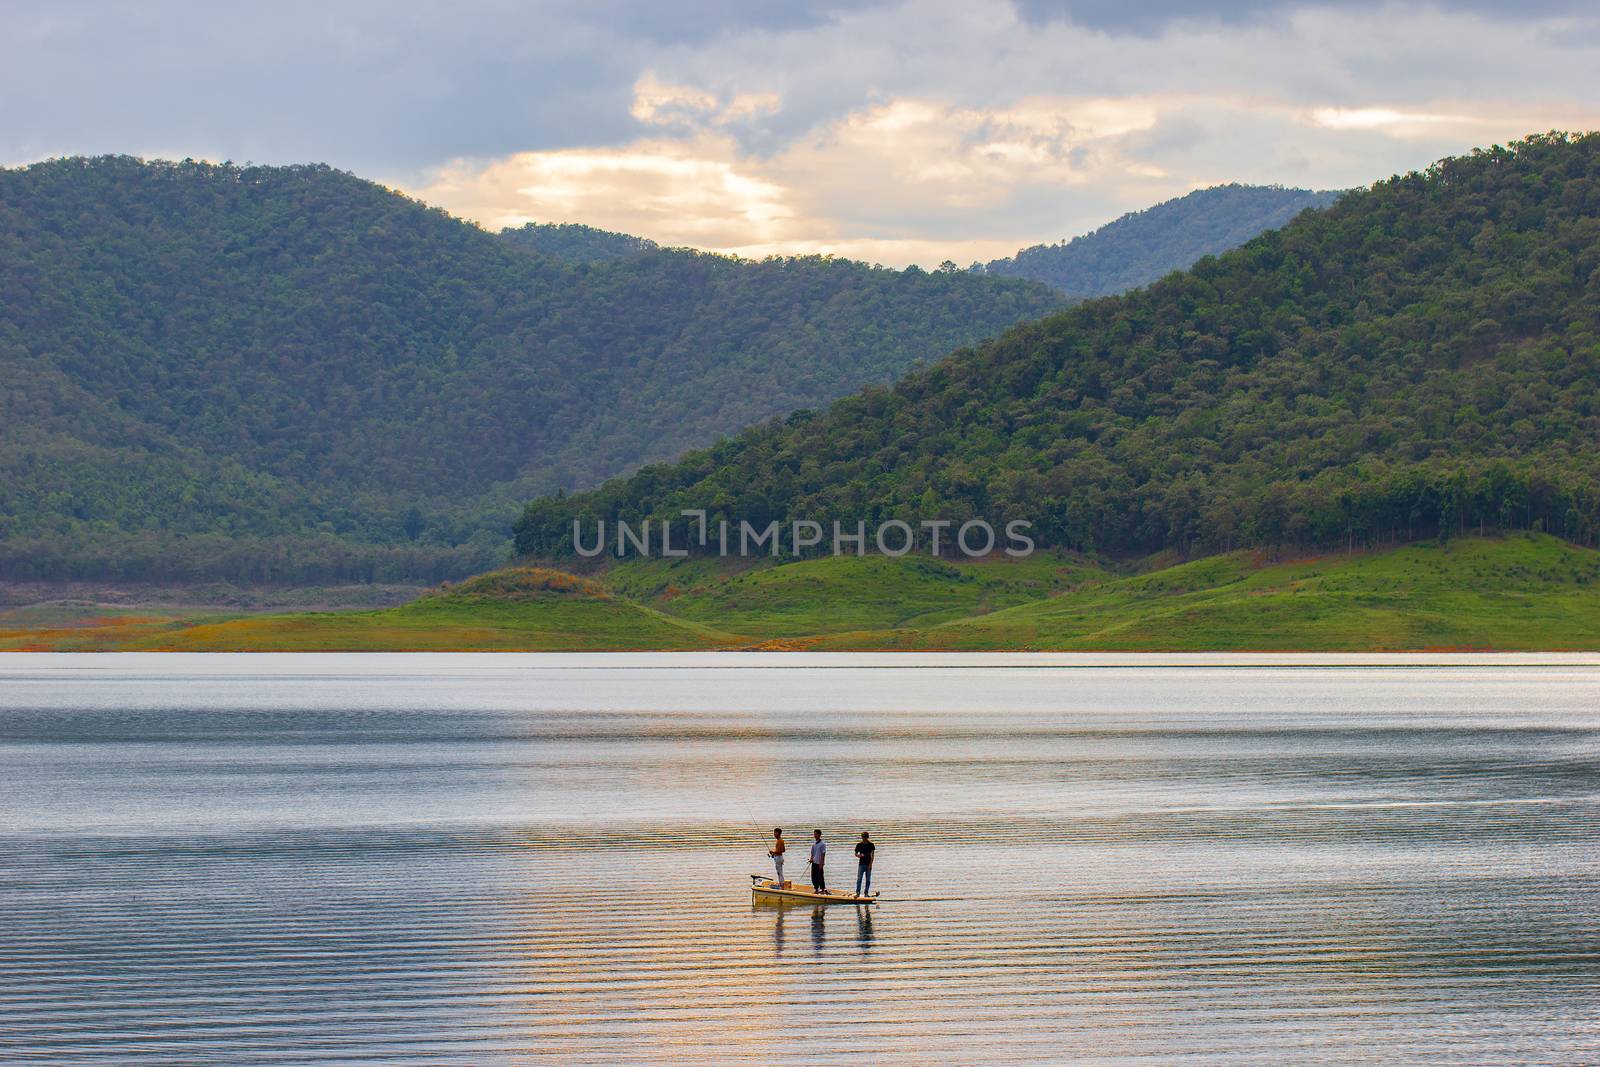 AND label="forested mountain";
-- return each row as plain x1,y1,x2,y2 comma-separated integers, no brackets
0,156,1064,581
498,222,659,264
979,184,1341,297
516,133,1600,561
